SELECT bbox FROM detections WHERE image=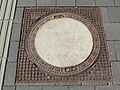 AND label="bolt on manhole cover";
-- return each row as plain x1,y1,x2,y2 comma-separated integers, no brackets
16,7,112,84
